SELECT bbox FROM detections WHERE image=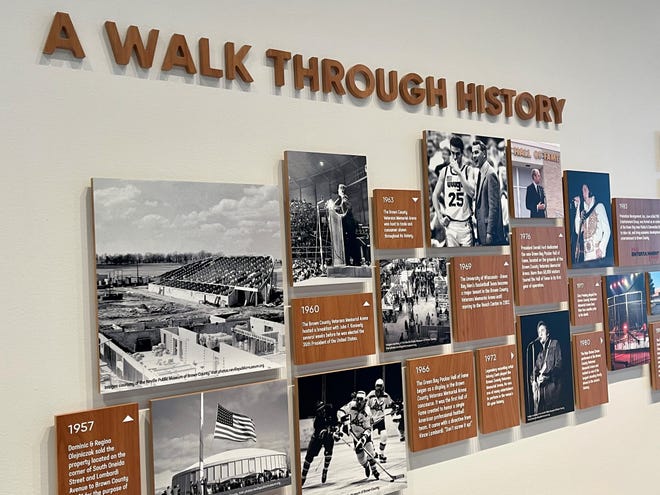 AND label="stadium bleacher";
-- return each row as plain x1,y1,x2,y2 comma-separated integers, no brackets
157,256,274,295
